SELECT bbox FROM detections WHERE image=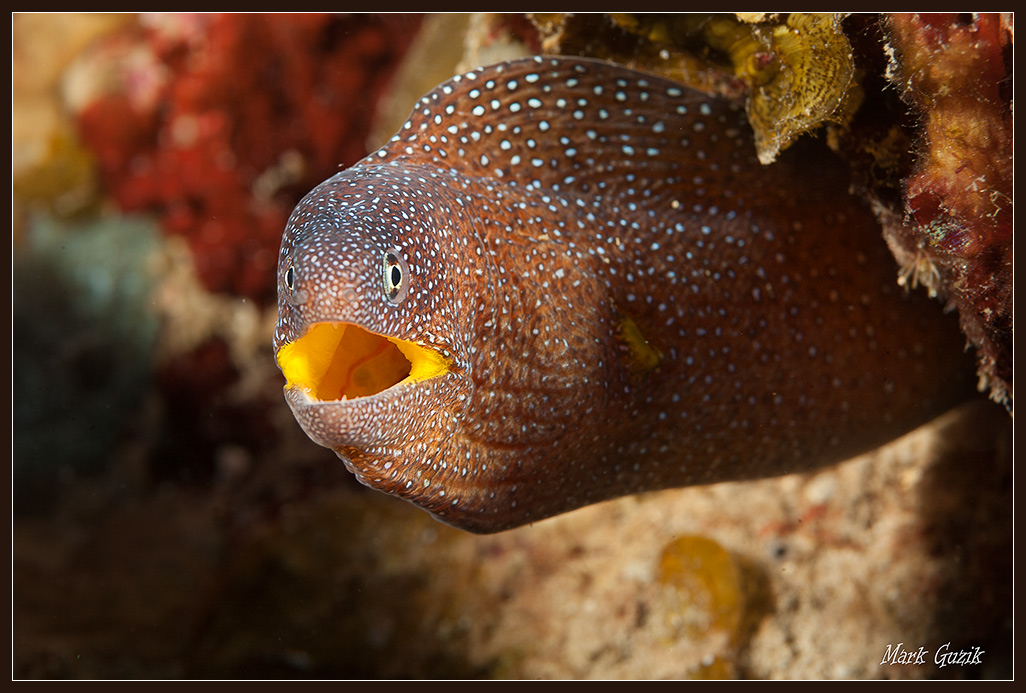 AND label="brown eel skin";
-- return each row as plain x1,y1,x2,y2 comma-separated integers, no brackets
273,56,975,533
